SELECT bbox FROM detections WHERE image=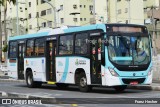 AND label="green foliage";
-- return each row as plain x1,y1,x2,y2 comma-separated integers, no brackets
2,44,8,52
